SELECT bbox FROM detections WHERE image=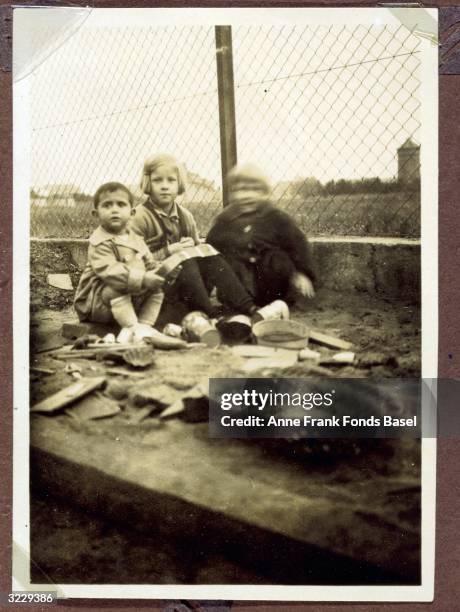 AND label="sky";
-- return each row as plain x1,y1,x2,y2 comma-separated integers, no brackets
22,9,421,196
